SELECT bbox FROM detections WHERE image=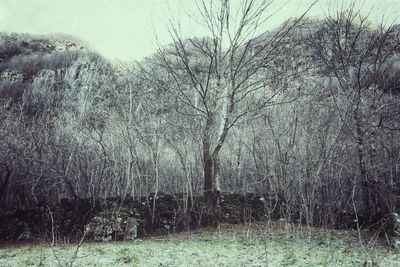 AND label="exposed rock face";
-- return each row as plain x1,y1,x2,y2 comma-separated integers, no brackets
381,213,400,248
124,217,138,240
31,69,57,87
0,32,115,117
0,208,48,241
142,193,187,234
85,210,138,242
16,222,33,240
220,193,281,223
0,70,24,83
